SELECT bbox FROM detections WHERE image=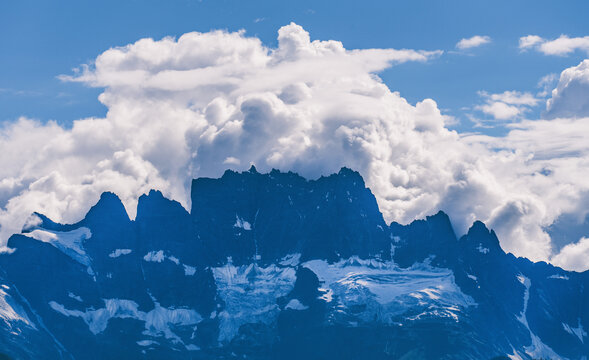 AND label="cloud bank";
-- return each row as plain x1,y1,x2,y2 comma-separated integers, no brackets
1,23,589,271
